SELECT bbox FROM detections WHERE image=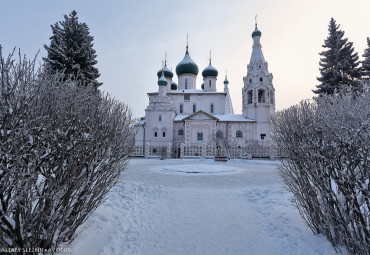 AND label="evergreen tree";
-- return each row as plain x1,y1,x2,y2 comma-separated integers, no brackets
362,37,370,80
314,18,361,95
44,10,101,88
